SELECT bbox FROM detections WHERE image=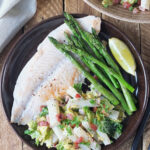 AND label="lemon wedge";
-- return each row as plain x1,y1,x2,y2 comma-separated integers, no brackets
108,37,136,76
